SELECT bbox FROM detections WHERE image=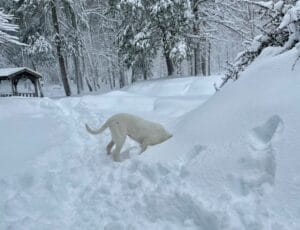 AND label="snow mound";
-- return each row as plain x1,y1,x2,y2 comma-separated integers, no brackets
125,76,222,97
143,47,300,229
